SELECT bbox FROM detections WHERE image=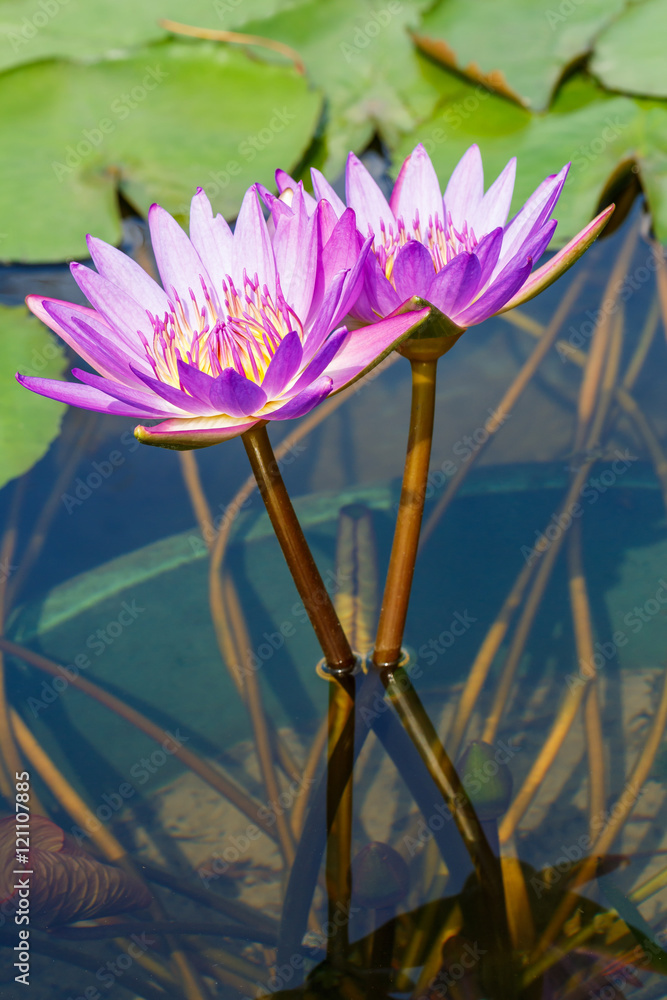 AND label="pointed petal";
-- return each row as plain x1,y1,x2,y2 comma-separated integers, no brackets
393,240,436,302
232,185,277,299
444,145,484,233
359,253,402,318
48,306,146,387
498,164,569,270
499,205,614,313
135,415,260,450
325,307,431,393
301,269,348,364
276,168,317,213
29,296,142,385
71,368,181,415
456,256,533,326
189,188,234,293
327,236,372,332
322,208,362,283
177,358,217,406
148,204,214,322
16,373,166,417
210,368,268,417
272,185,318,318
390,144,444,231
130,366,213,414
267,376,333,419
472,227,504,289
345,152,395,239
86,236,170,319
310,168,346,217
427,253,482,318
69,264,154,360
288,327,347,395
261,331,304,398
472,157,516,234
